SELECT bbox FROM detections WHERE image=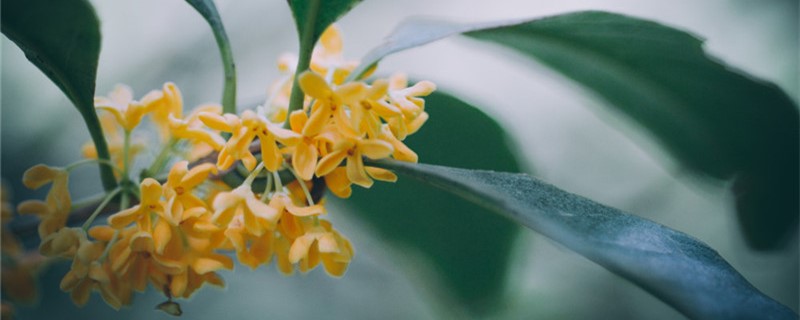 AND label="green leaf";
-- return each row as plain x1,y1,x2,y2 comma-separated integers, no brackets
1,0,116,191
185,0,237,114
372,160,797,320
287,0,362,45
336,91,522,314
352,11,799,249
284,0,363,124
